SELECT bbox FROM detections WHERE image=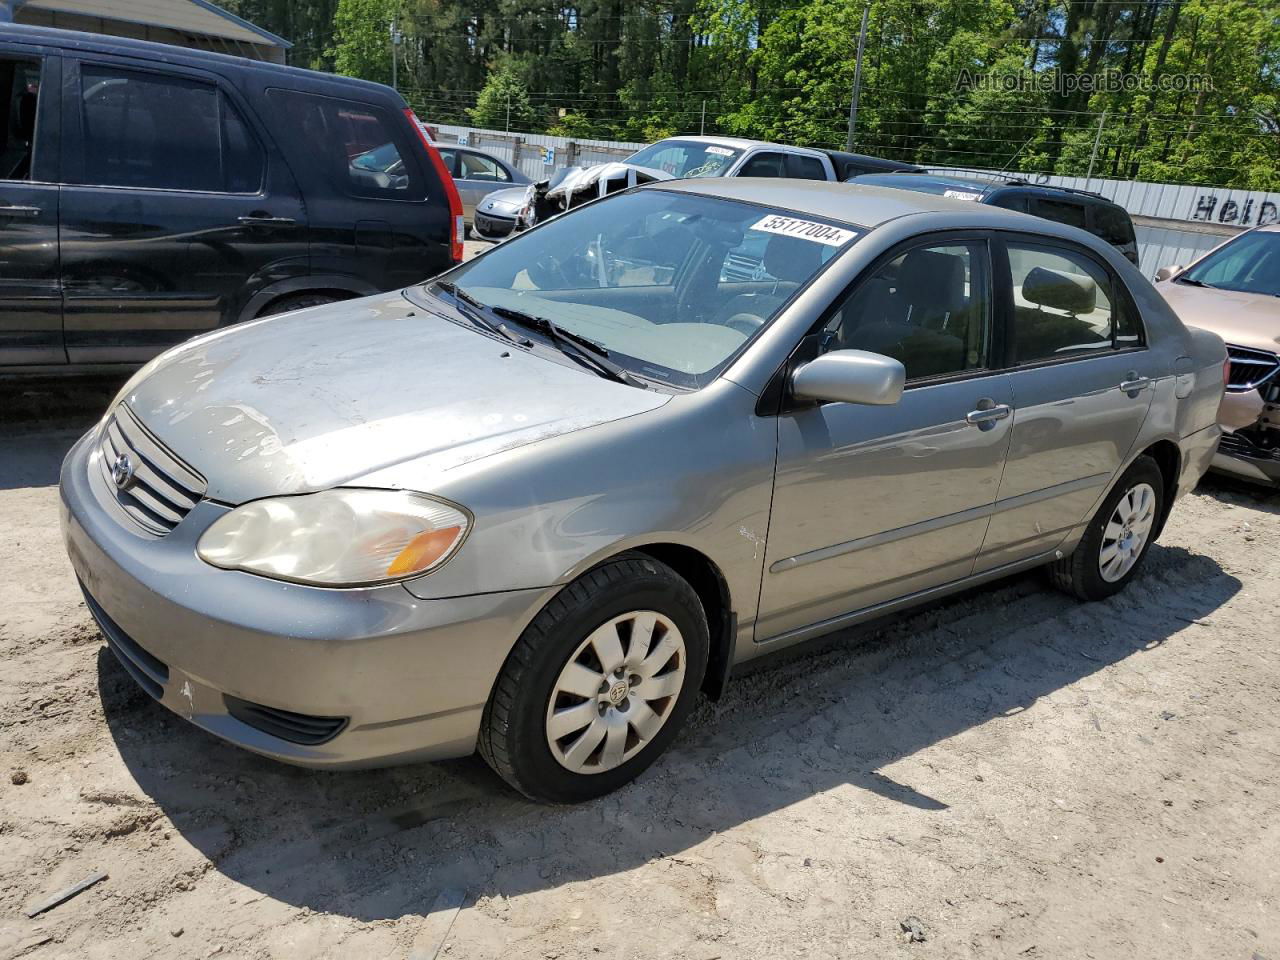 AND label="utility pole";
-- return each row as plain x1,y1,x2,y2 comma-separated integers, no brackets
1085,109,1108,185
845,3,870,152
700,100,706,136
388,18,402,91
505,93,511,132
